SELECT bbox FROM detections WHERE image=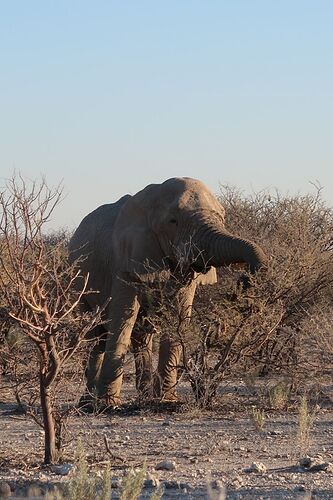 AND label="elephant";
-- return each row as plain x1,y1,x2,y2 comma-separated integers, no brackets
69,177,267,407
